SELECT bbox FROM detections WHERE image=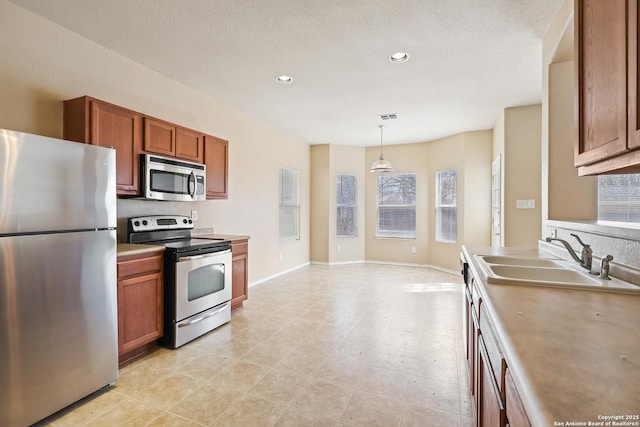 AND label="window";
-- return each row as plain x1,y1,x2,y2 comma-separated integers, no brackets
279,167,300,241
376,173,416,238
337,175,358,237
435,169,457,243
598,173,640,223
